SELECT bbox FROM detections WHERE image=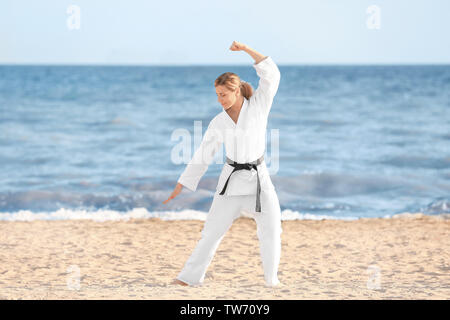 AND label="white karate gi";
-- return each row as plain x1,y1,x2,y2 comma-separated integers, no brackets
176,56,282,287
